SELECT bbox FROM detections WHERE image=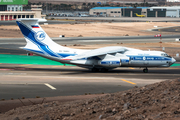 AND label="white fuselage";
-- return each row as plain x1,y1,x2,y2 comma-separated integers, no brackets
16,18,176,71
58,47,175,69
